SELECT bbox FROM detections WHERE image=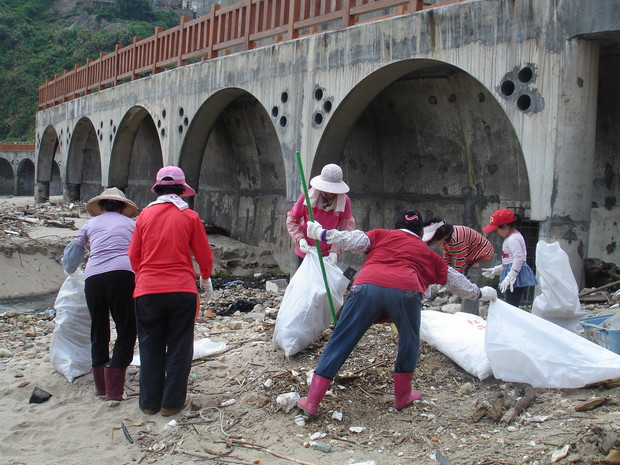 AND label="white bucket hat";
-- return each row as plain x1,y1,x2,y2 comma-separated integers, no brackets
86,187,139,218
310,164,349,194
